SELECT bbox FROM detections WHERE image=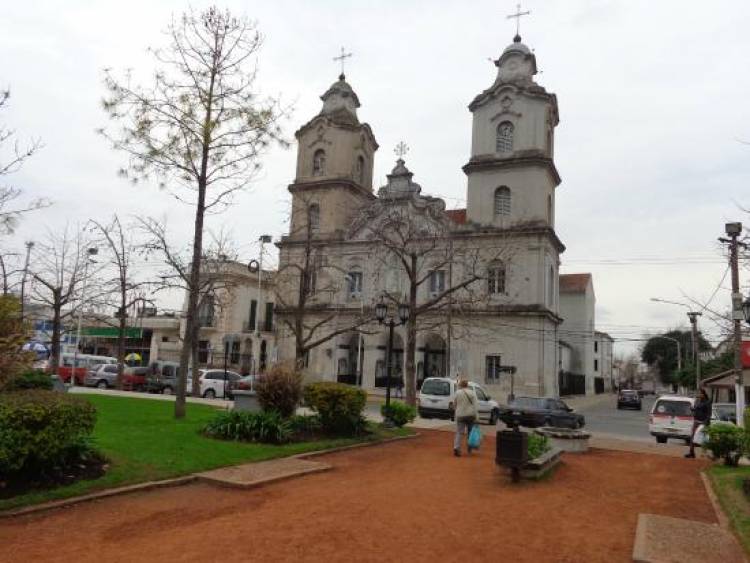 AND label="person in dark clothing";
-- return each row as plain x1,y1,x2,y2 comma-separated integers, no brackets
686,388,711,458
